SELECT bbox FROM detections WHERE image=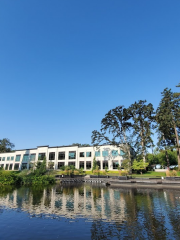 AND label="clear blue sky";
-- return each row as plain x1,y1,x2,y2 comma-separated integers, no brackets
0,0,180,150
